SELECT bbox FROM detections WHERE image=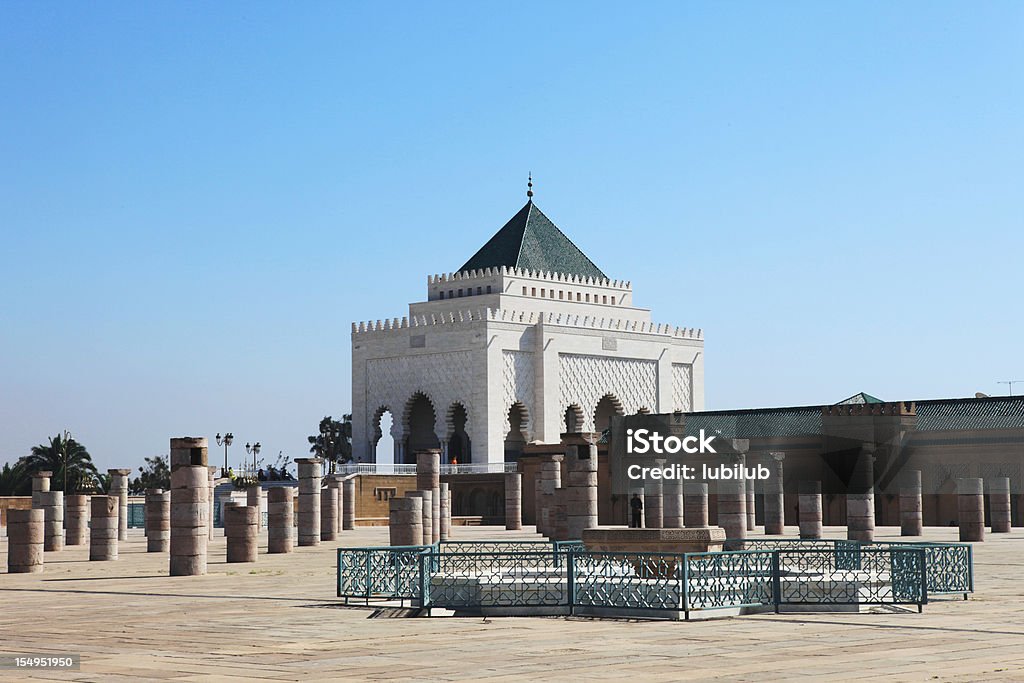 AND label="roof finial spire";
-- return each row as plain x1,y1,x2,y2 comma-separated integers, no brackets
527,172,533,199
